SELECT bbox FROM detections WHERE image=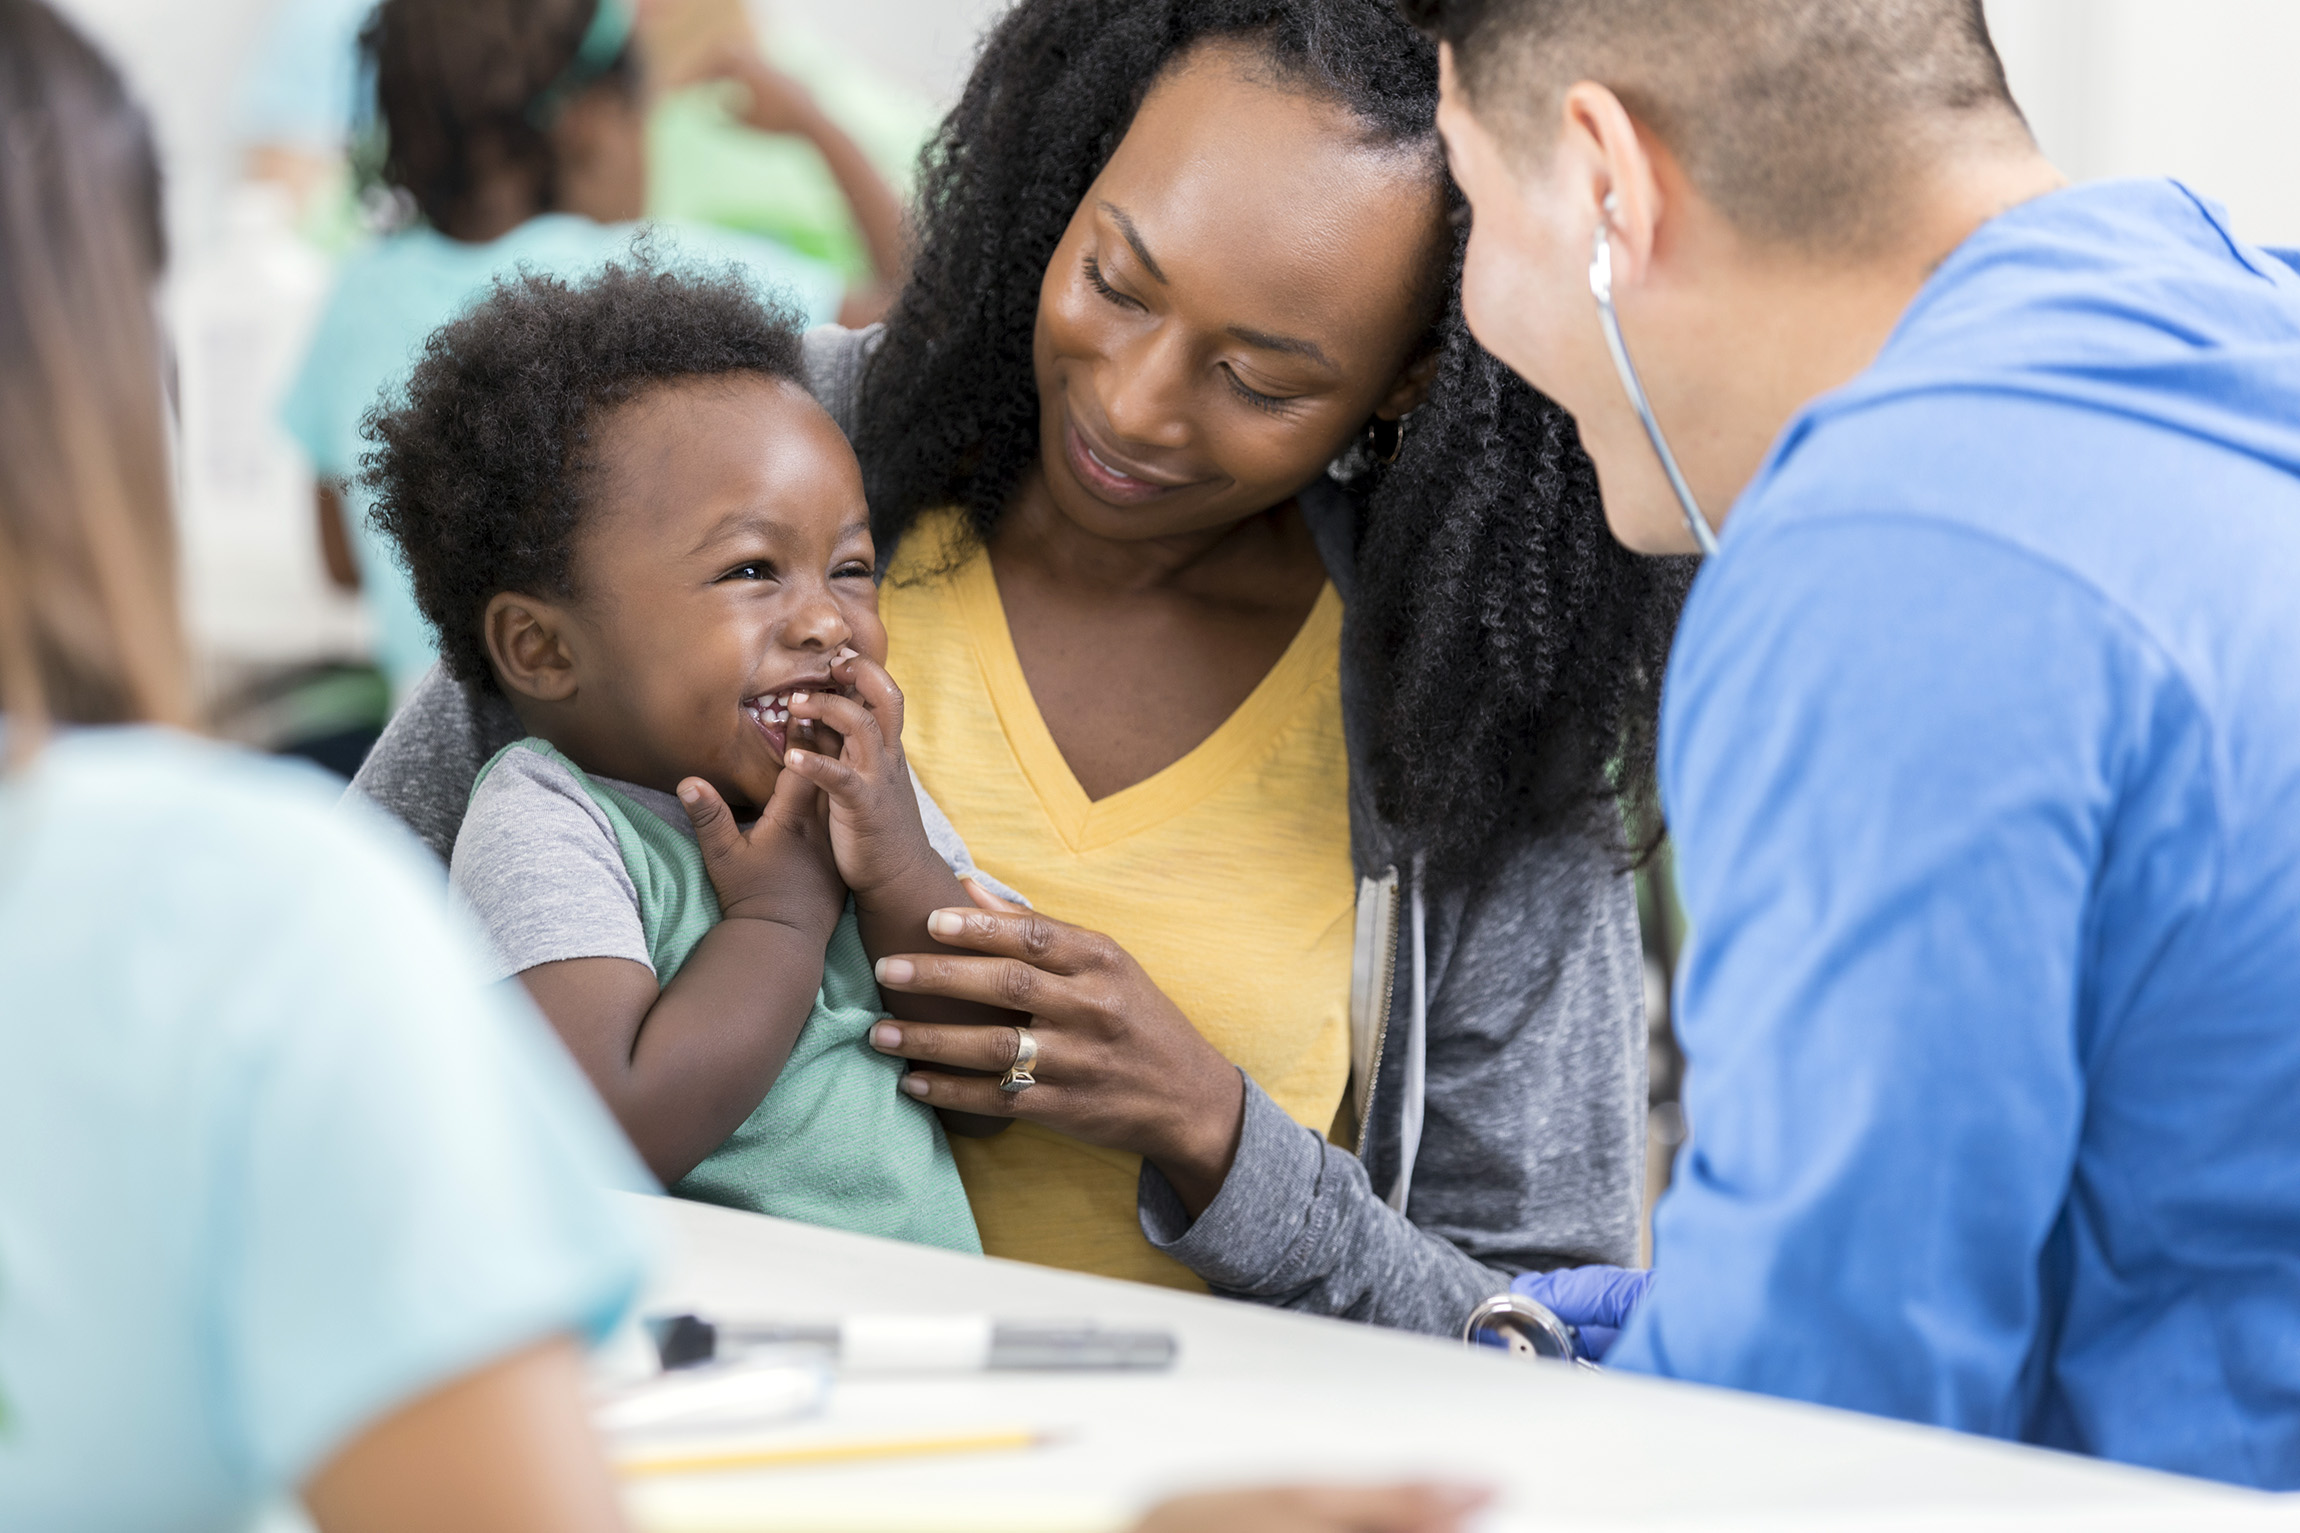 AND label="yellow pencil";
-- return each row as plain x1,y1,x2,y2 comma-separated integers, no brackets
616,1427,1048,1479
